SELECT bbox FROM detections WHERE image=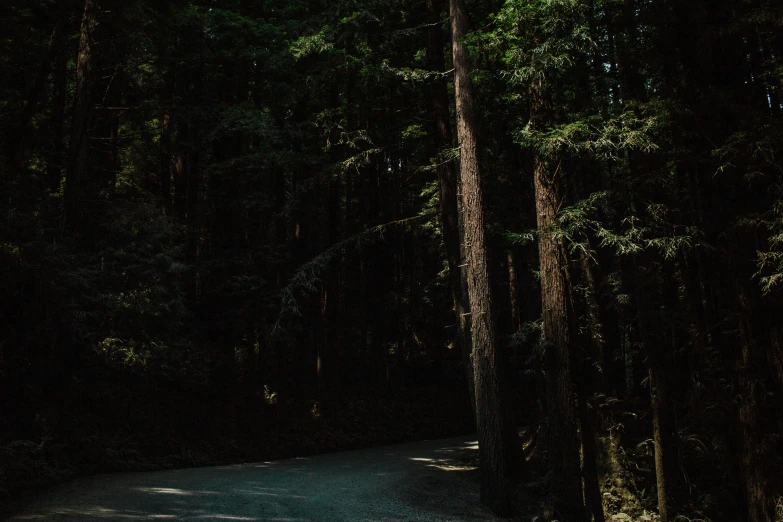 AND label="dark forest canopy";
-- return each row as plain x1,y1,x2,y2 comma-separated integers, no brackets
1,0,782,520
